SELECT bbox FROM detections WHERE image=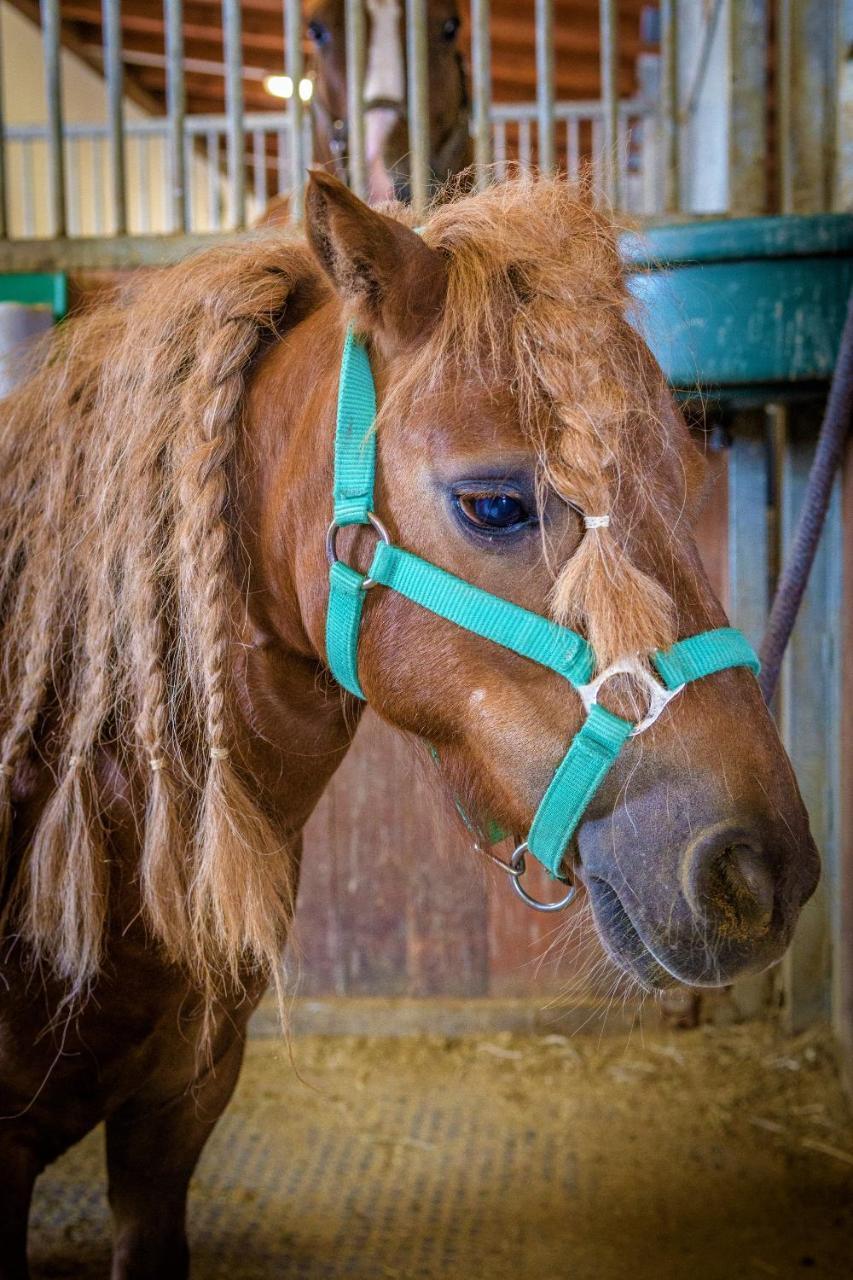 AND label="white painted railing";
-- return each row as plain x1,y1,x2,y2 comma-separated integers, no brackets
3,100,658,240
